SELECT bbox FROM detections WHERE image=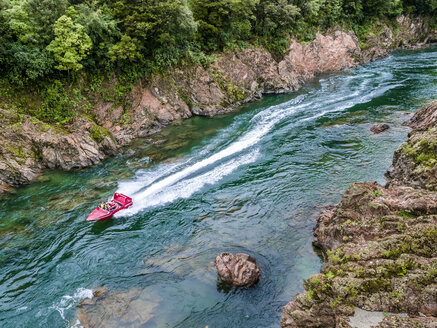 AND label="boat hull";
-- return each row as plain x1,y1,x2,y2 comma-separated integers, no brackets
87,193,133,222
